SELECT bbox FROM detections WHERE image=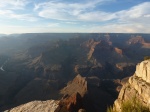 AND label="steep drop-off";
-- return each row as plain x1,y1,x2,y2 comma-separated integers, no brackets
114,59,150,111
